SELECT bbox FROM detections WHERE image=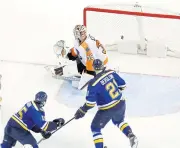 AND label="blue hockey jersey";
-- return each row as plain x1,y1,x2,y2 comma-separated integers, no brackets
85,69,126,110
8,101,57,132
